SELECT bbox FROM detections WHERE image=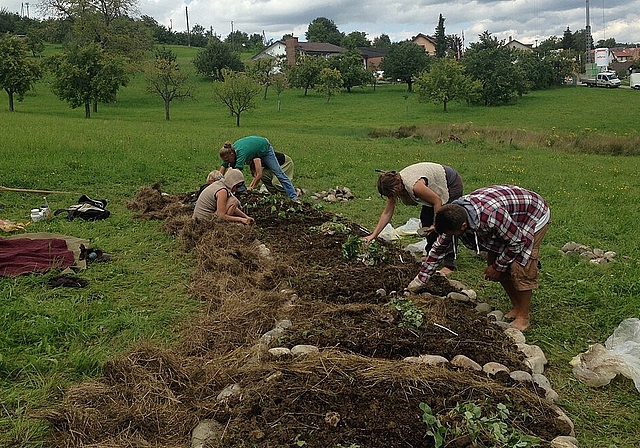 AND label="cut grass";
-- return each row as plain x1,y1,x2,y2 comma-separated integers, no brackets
1,60,640,447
